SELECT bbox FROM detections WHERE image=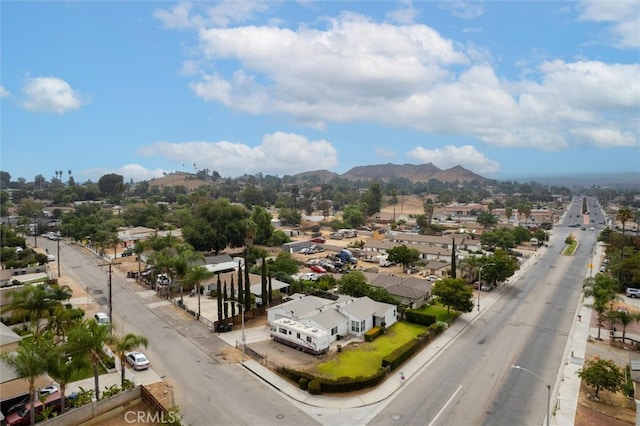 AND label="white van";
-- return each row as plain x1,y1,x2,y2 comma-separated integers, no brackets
93,312,110,325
